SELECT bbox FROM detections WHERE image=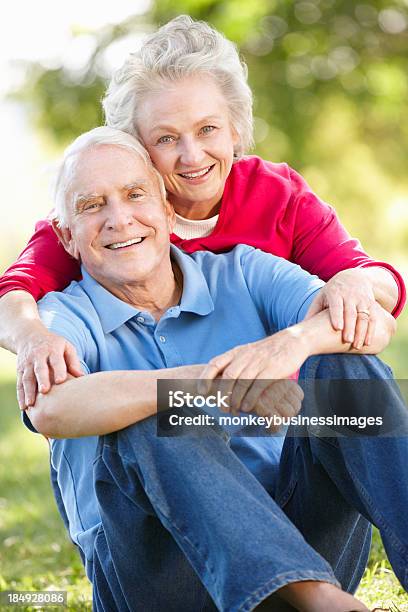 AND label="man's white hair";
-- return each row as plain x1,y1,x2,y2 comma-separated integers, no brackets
53,126,166,228
103,15,254,158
